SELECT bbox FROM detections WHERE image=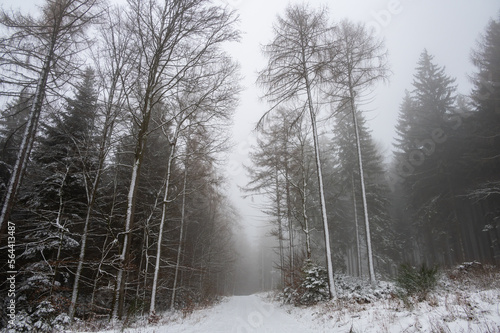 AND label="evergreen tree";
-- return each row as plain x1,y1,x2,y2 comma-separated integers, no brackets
0,91,32,201
329,108,396,277
30,68,99,221
465,14,500,264
468,14,500,184
13,69,100,317
392,50,473,265
393,92,419,157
